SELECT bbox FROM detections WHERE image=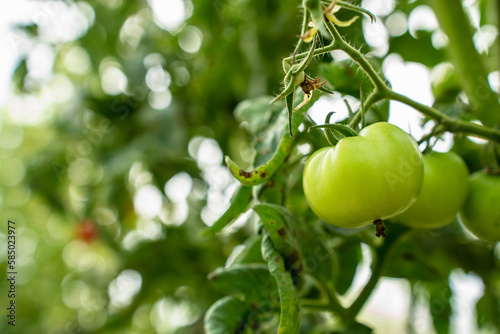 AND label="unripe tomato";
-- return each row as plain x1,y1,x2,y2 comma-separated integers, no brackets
396,151,469,228
303,122,423,228
459,171,500,242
